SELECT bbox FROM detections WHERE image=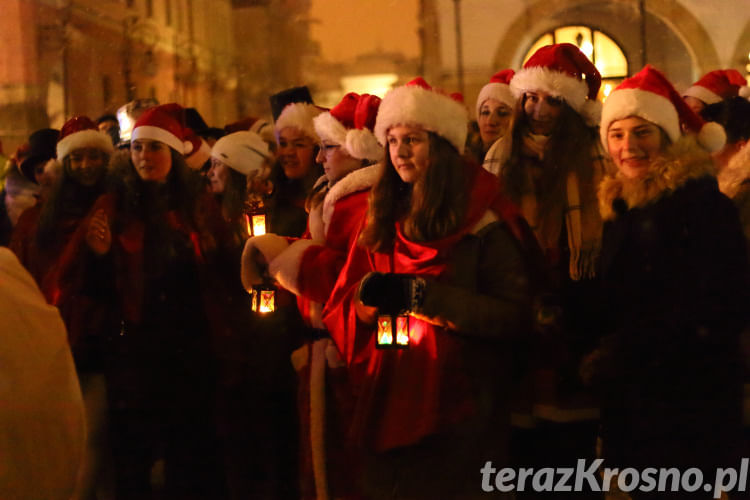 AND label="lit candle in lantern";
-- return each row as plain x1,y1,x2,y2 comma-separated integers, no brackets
251,213,266,236
376,314,409,349
244,212,267,237
251,282,275,314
